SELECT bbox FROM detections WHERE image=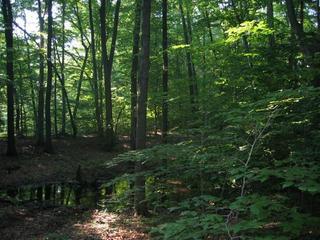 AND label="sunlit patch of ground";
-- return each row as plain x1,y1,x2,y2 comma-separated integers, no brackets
0,205,149,240
70,210,149,240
